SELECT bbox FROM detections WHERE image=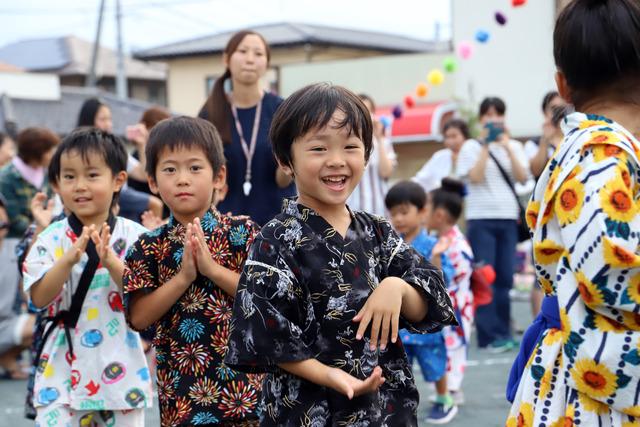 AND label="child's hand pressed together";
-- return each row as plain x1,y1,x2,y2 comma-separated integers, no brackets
190,217,221,280
179,223,198,284
432,236,452,256
91,223,116,270
353,277,407,351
